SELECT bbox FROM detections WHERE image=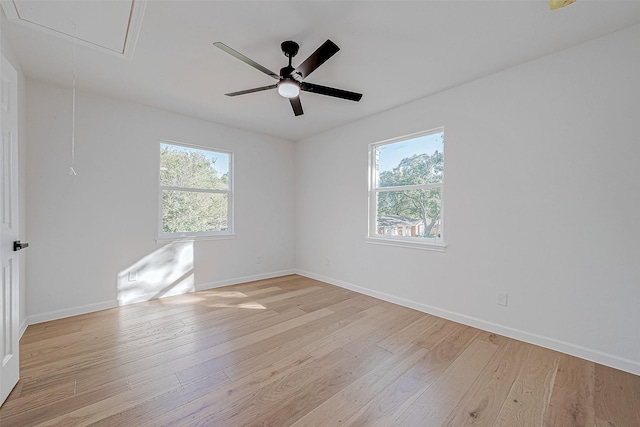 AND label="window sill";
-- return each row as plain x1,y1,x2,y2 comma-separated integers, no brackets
156,234,236,244
365,236,447,252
